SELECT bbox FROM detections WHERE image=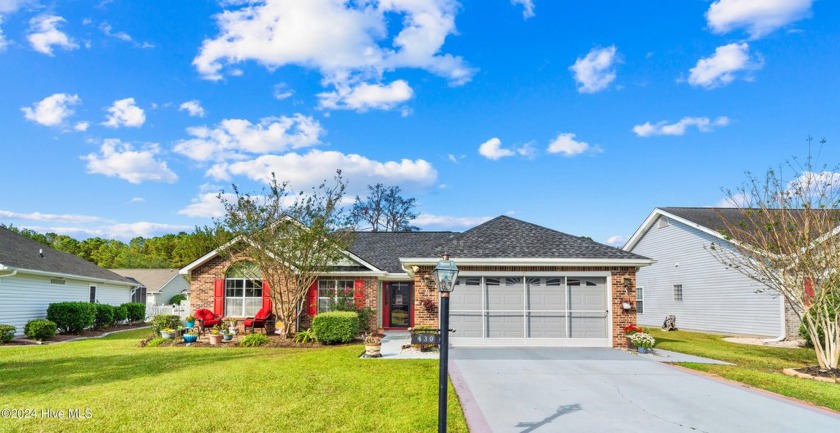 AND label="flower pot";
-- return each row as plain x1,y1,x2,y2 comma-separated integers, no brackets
208,334,223,345
365,343,382,357
222,334,233,342
183,334,198,344
637,347,649,354
185,321,195,329
160,331,174,339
